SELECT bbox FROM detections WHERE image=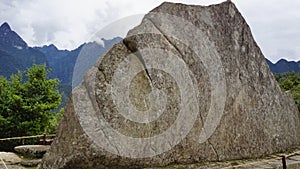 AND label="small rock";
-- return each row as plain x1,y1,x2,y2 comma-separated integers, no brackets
21,159,42,167
14,145,50,158
0,152,22,165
